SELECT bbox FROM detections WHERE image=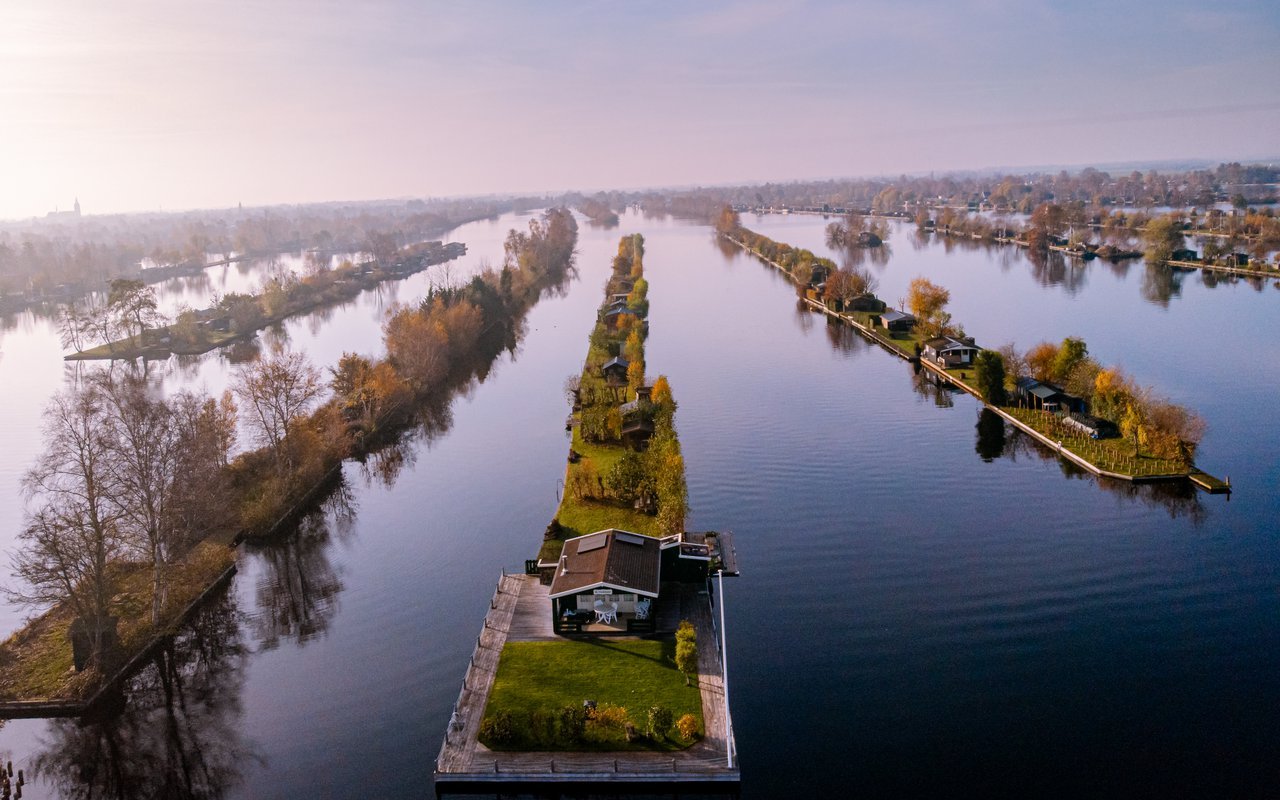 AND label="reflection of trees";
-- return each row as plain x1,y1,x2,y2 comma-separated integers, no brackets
247,490,350,650
974,408,1007,462
824,317,866,355
793,299,815,334
1140,264,1185,307
1026,250,1088,294
32,588,259,799
997,428,1207,524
